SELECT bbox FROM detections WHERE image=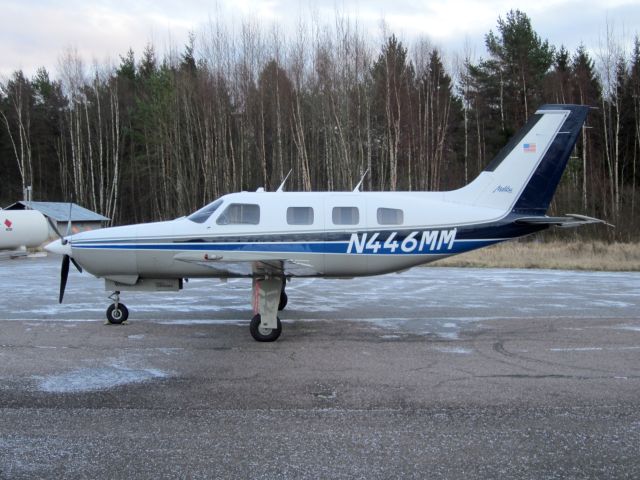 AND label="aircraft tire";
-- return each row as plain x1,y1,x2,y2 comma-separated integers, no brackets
106,303,129,324
278,291,288,311
250,314,282,342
